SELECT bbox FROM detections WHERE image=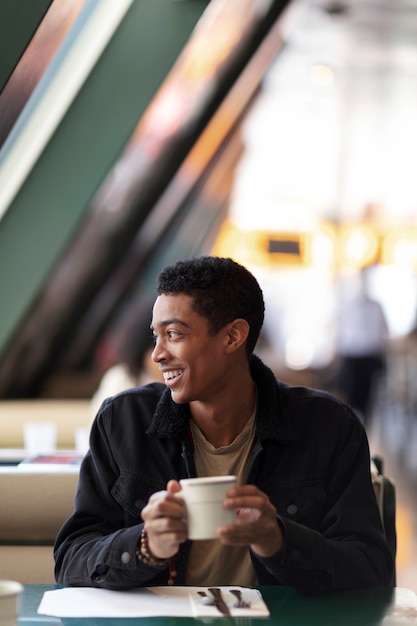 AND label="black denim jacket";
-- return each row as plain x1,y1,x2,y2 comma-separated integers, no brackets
54,356,393,592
